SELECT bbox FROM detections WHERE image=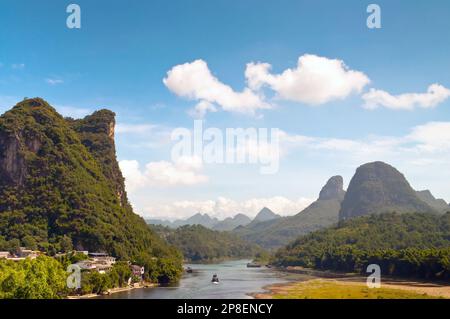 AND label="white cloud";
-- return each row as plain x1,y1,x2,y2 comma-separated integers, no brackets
245,54,370,105
123,121,450,220
278,121,450,166
141,196,314,220
188,100,218,118
362,84,450,110
118,160,149,192
407,122,450,152
45,78,64,85
163,59,269,114
119,156,208,191
164,54,449,114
